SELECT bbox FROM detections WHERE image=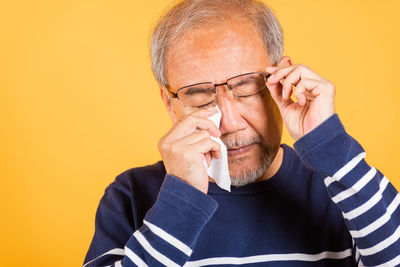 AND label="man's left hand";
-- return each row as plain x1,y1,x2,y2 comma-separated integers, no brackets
266,64,335,141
